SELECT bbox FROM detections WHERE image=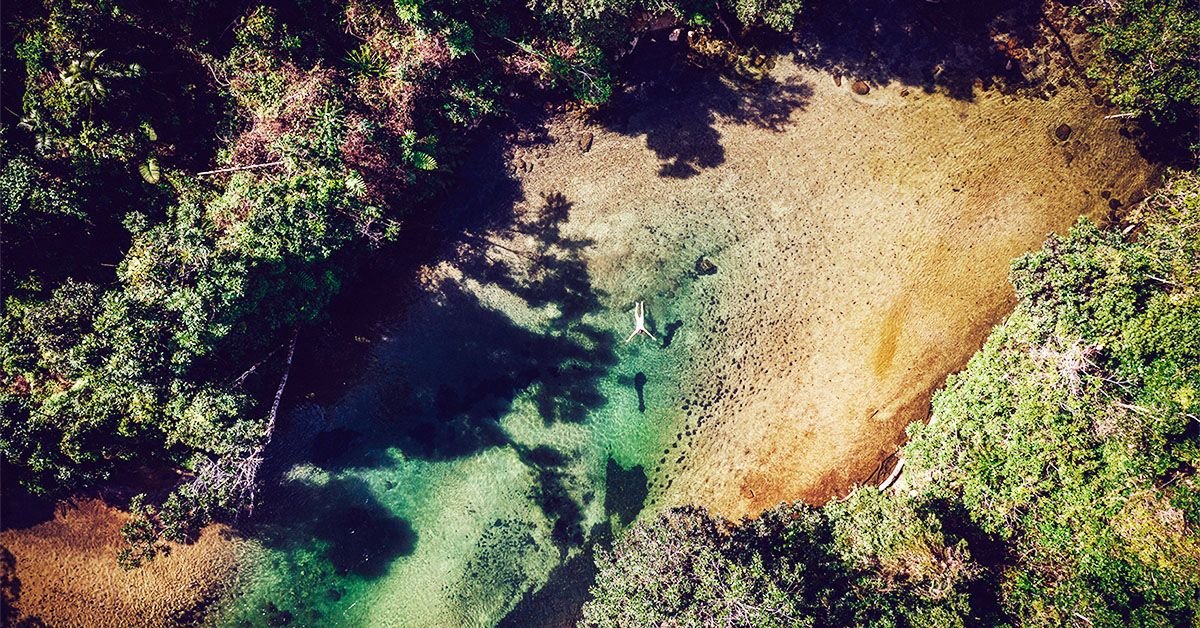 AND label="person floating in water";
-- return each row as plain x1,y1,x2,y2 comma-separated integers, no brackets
626,301,655,343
